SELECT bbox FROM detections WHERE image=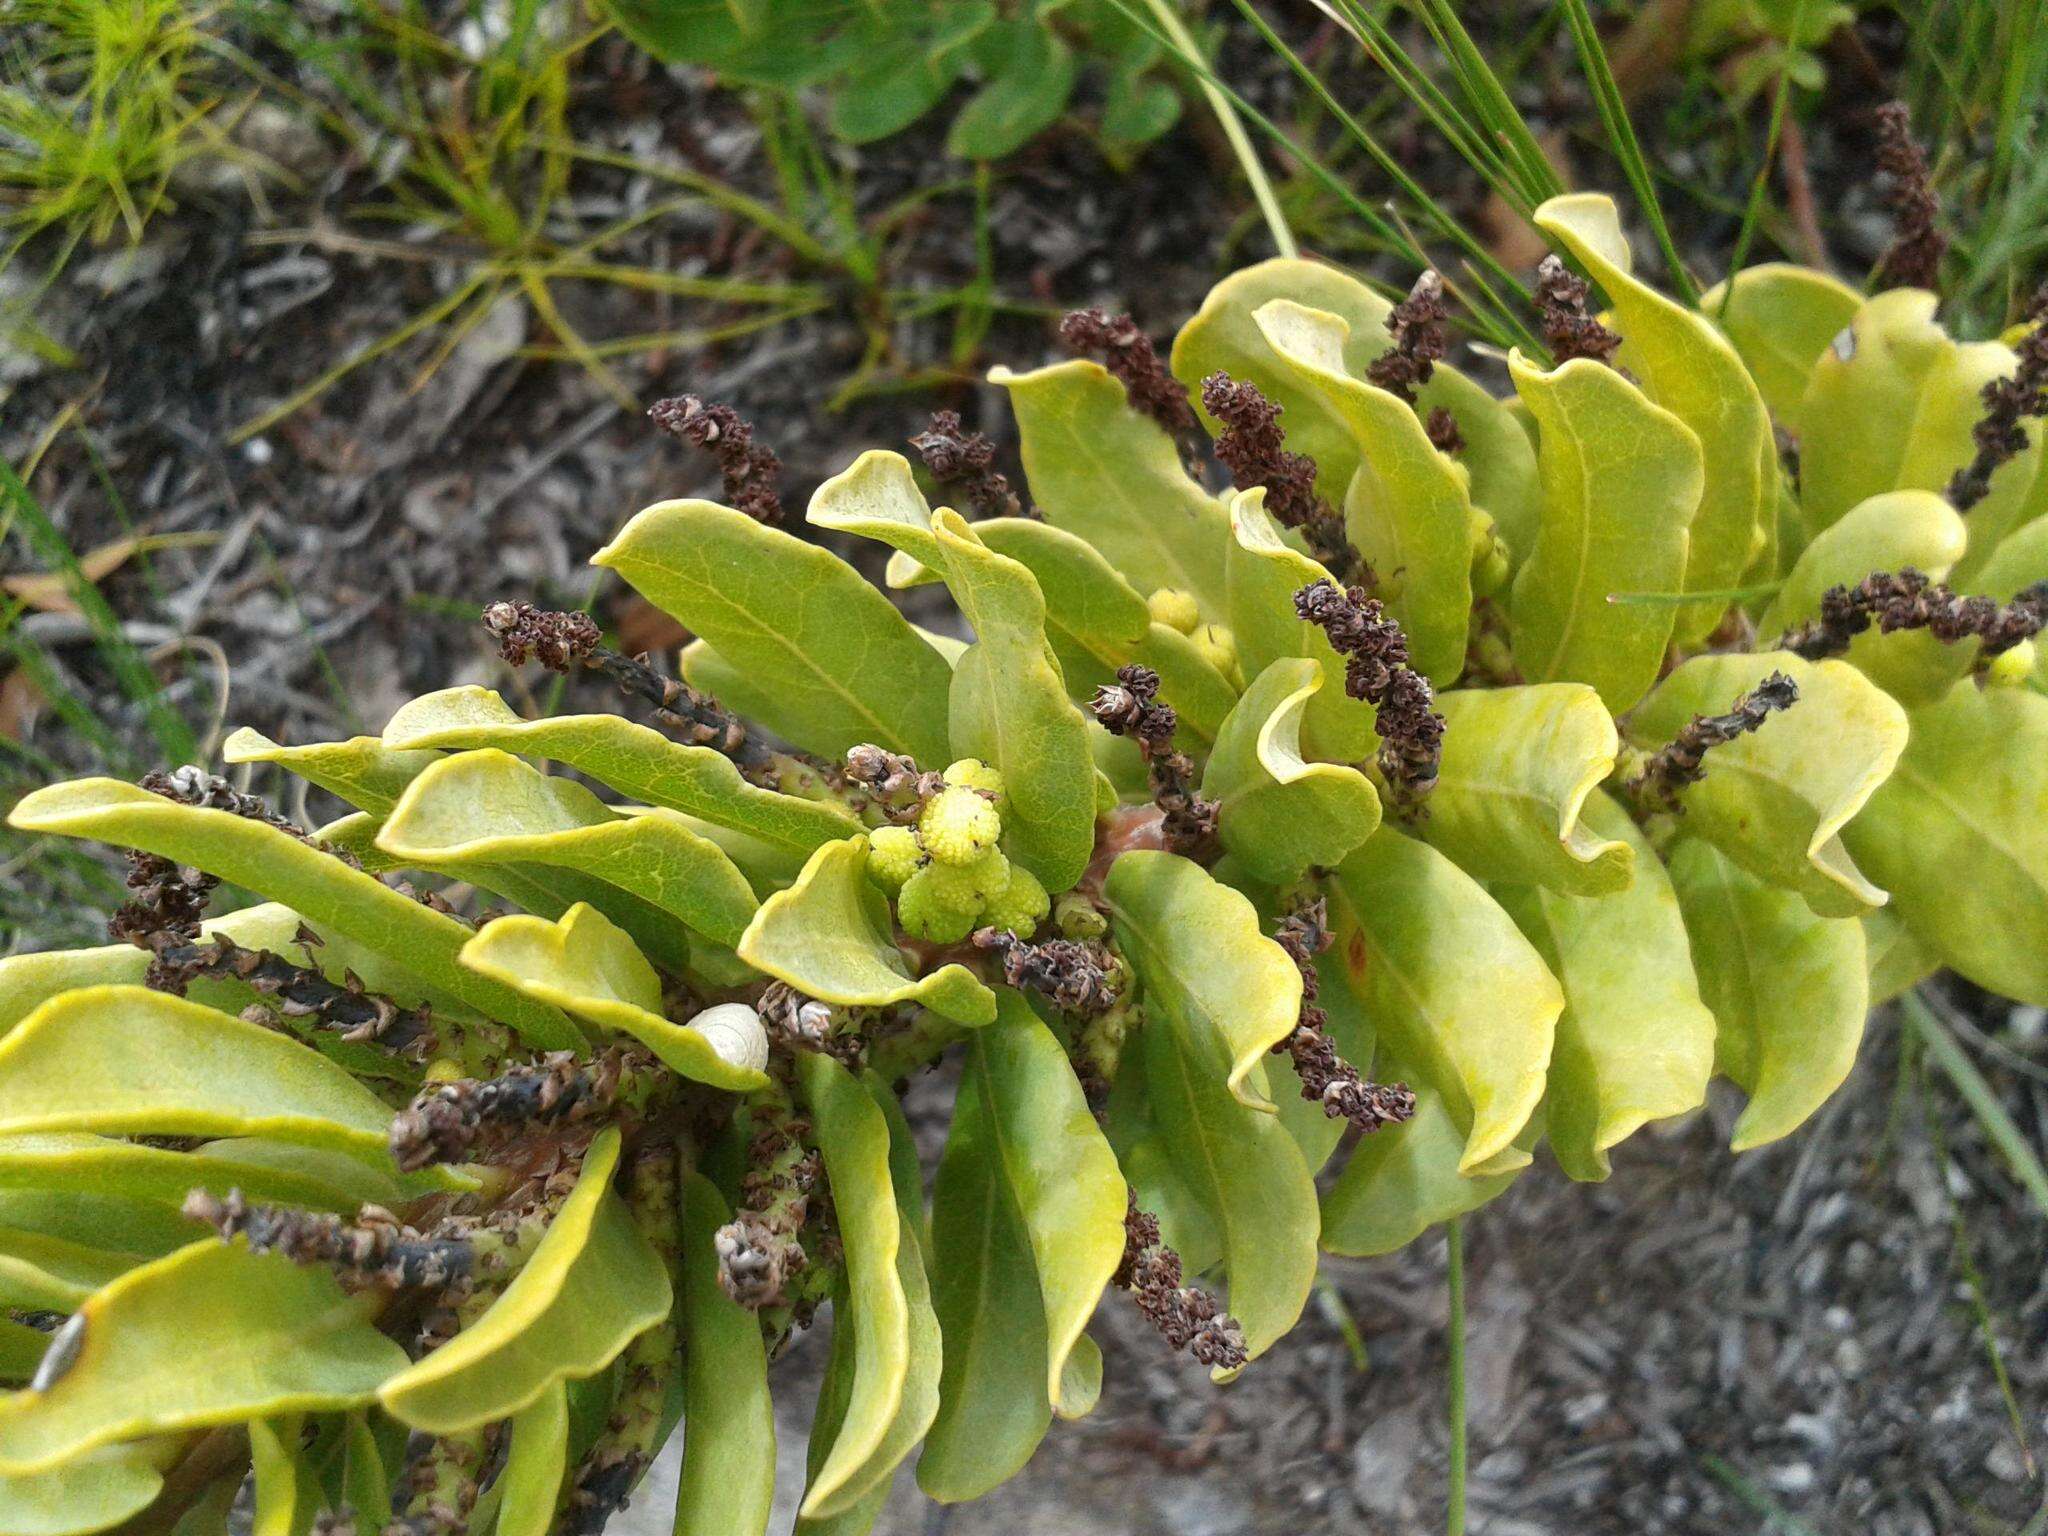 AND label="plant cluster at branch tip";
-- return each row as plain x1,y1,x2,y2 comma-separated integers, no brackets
647,394,784,526
1871,101,1948,292
1115,1196,1247,1372
1781,569,2048,661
